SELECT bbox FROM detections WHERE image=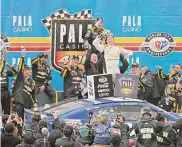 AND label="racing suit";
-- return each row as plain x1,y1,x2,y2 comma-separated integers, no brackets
31,55,56,102
158,69,181,84
0,60,17,114
156,121,177,147
93,37,132,74
135,117,162,147
61,65,84,99
12,57,37,118
158,84,182,112
84,26,106,49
